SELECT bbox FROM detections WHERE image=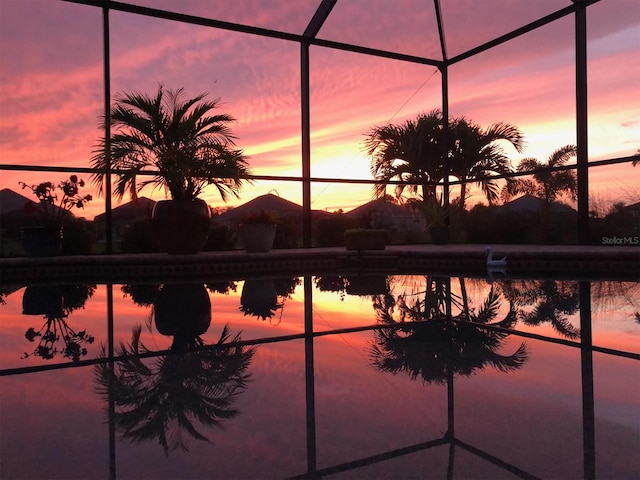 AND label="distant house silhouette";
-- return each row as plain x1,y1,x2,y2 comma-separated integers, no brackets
215,193,328,225
215,194,428,241
0,188,69,229
0,188,31,235
498,194,576,215
604,200,640,238
621,201,640,217
345,198,426,232
0,188,32,216
93,197,156,243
